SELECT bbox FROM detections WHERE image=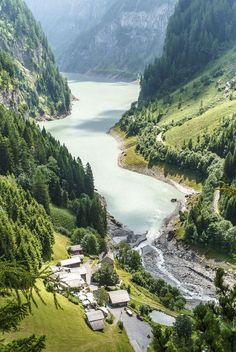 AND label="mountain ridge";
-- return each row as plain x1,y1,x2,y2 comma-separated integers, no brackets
26,0,176,79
